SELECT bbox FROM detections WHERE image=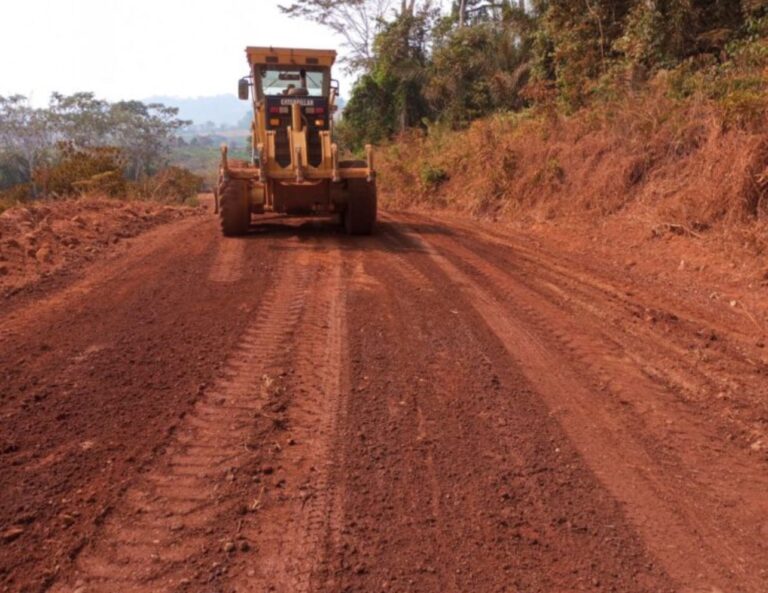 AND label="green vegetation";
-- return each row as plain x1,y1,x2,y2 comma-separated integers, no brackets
285,0,768,150
169,136,250,191
0,93,200,209
420,163,449,187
